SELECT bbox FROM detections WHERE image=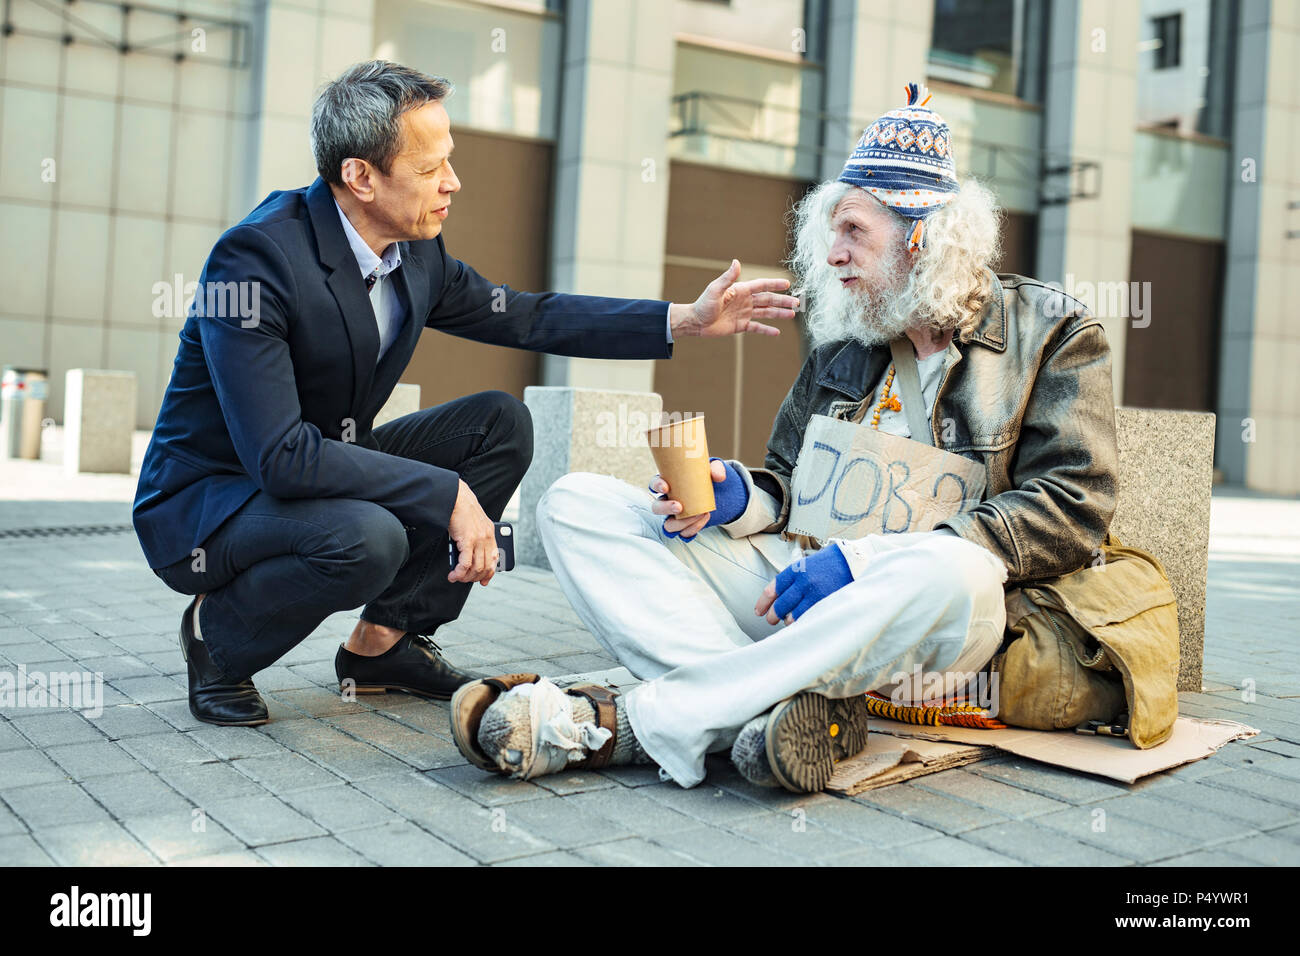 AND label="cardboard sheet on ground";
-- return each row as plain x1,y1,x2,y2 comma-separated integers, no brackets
831,716,1258,790
786,415,986,541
